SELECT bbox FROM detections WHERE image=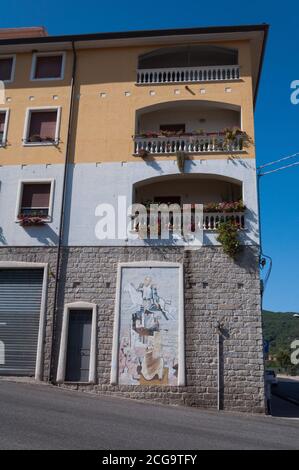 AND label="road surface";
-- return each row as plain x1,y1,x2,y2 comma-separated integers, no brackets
0,380,298,450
